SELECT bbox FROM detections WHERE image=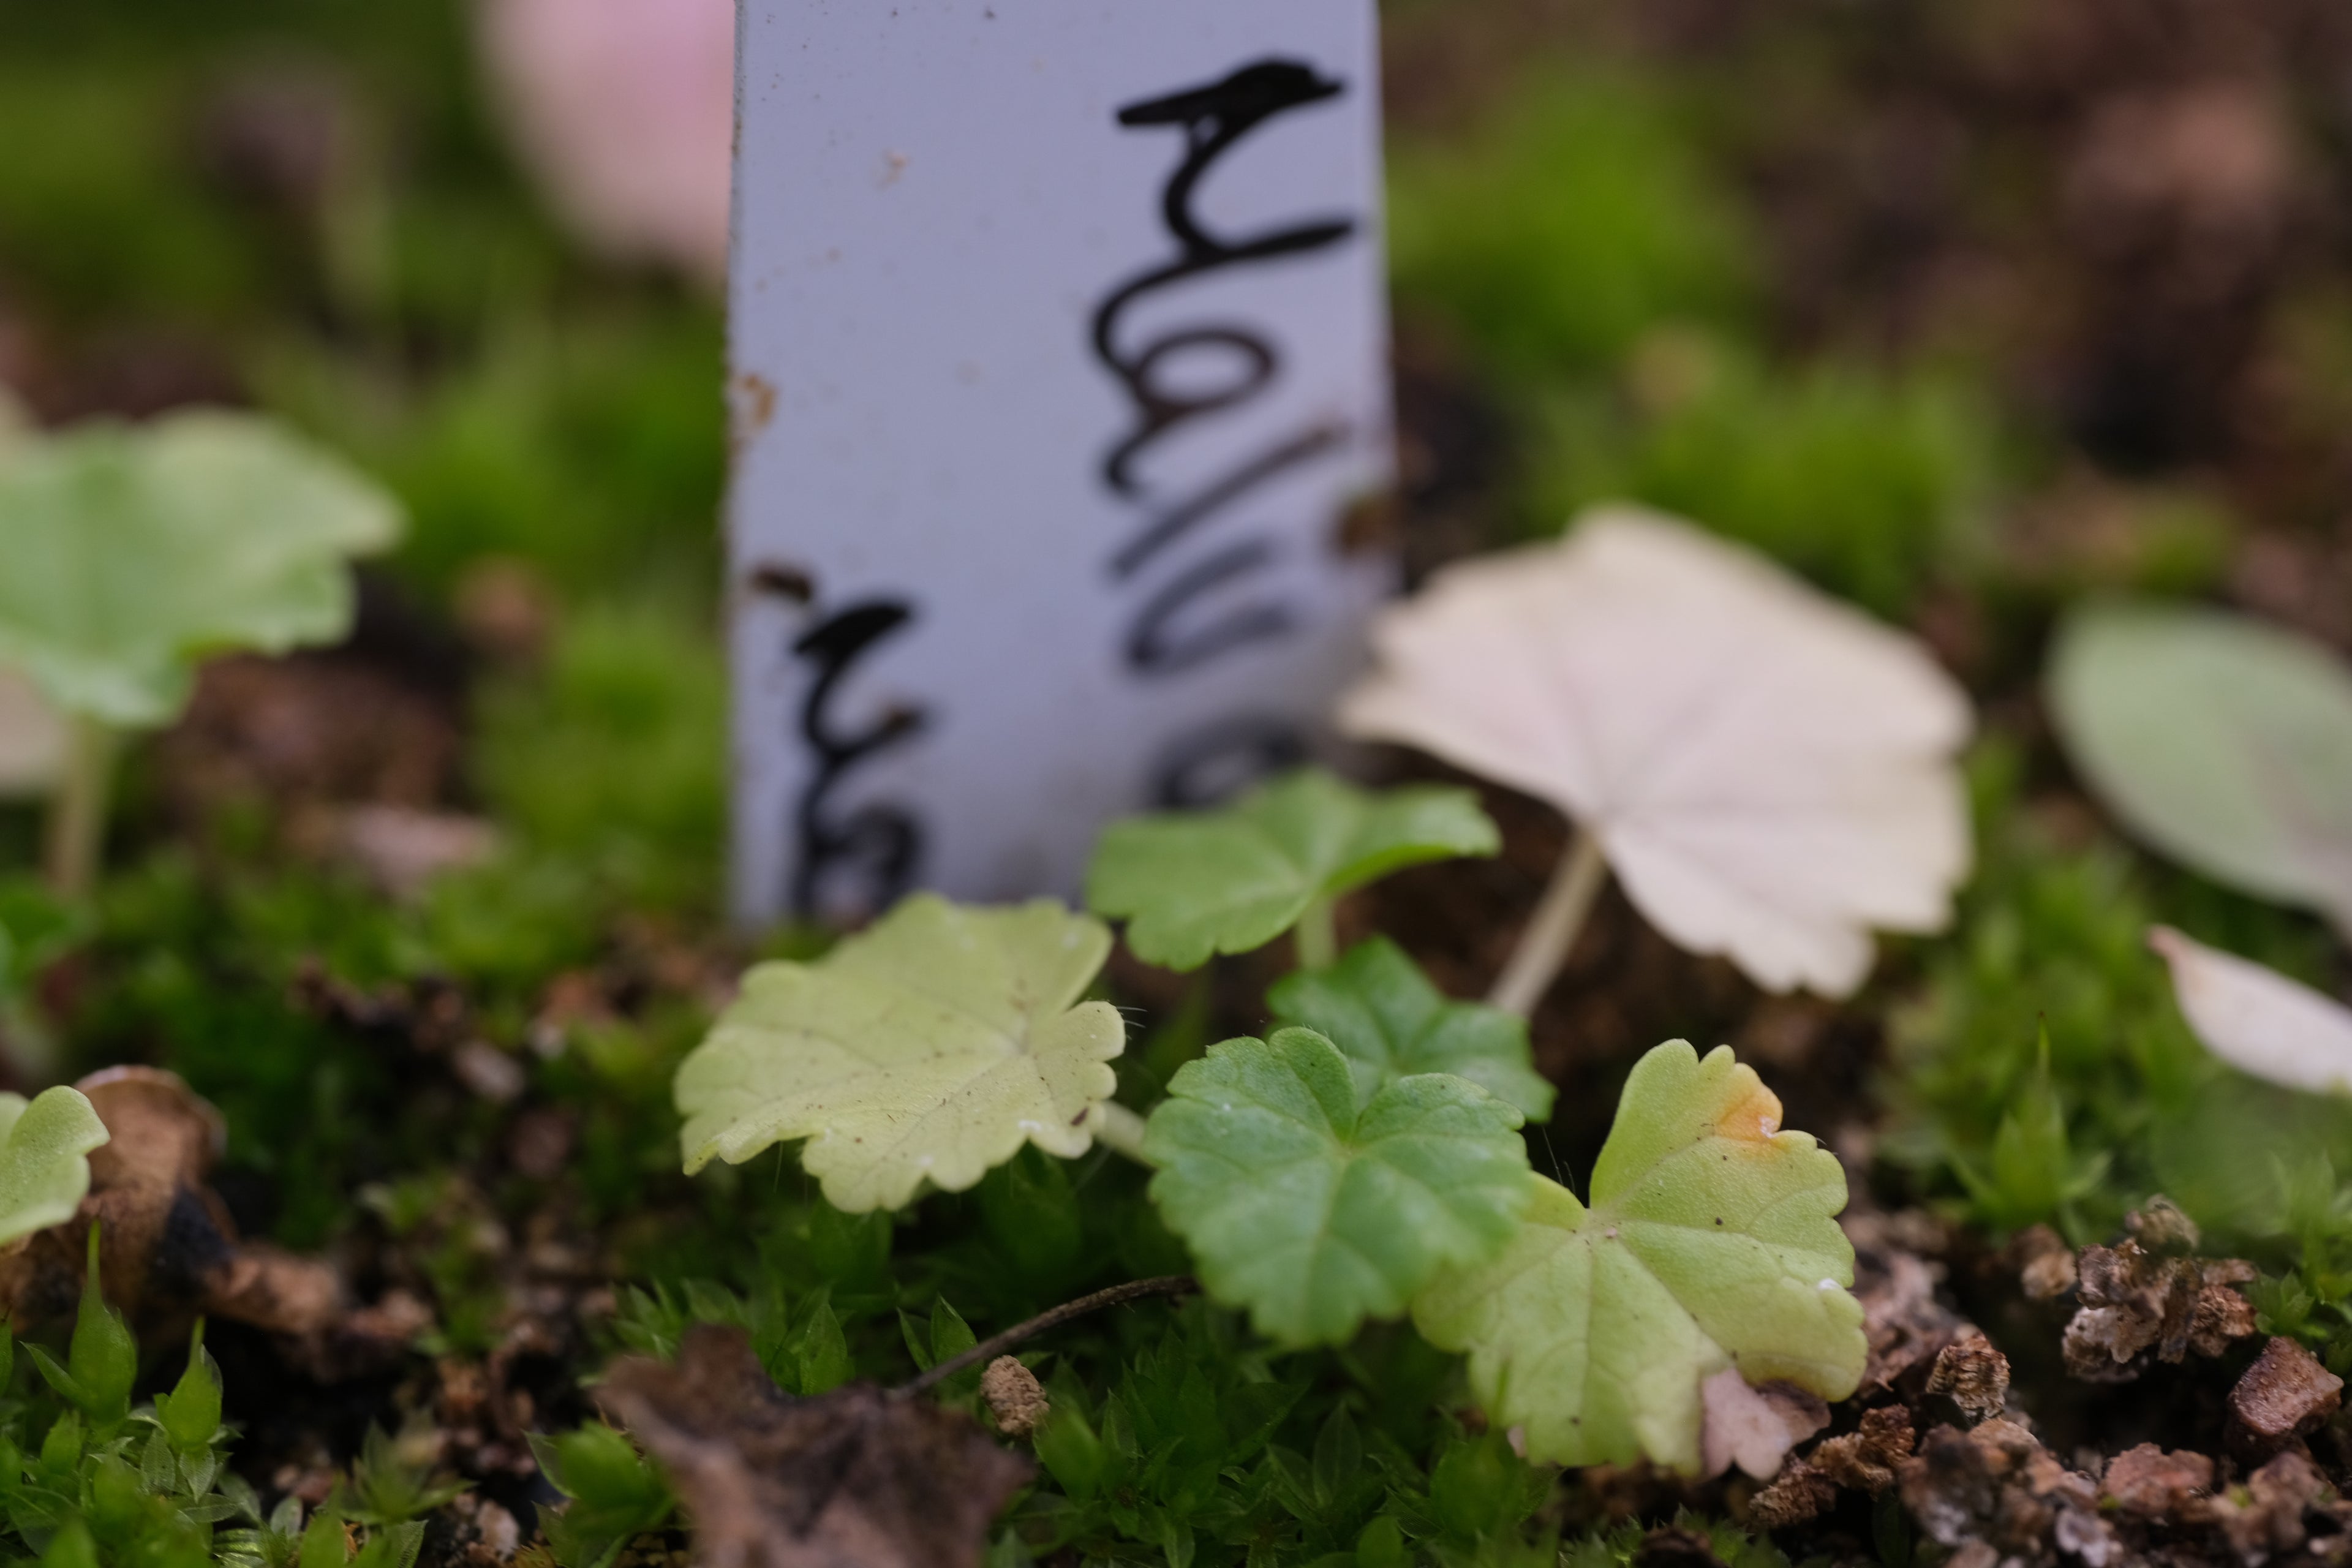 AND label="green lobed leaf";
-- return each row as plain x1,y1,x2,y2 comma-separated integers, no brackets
1414,1041,1863,1474
674,894,1126,1212
1144,1027,1531,1346
1085,769,1499,970
0,1087,108,1248
0,411,403,728
2049,602,2352,937
1270,937,1555,1121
